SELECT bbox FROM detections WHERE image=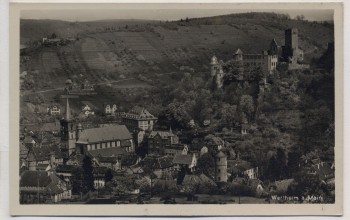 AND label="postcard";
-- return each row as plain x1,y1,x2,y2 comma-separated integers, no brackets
9,2,343,216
